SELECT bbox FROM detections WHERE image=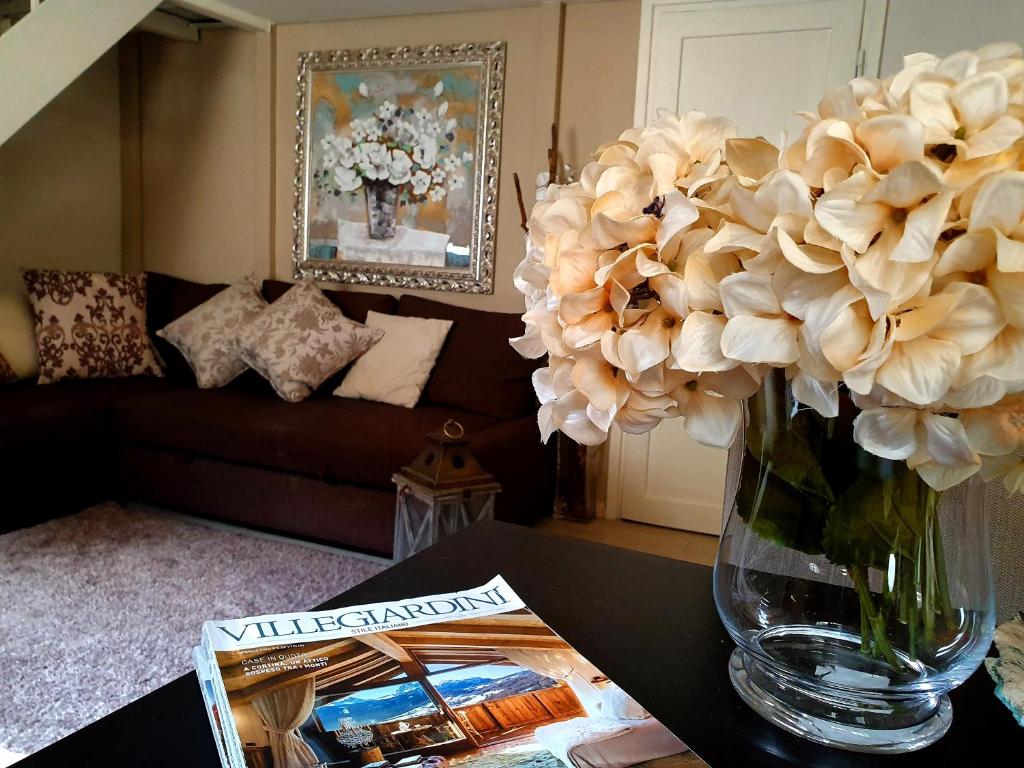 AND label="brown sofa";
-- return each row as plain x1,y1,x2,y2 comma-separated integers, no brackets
0,273,555,556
